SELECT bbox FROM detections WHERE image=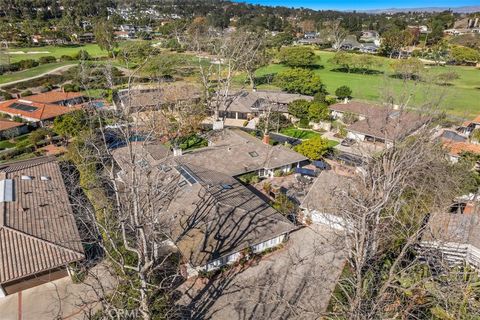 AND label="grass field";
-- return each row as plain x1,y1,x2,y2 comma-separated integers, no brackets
280,128,322,140
6,44,108,62
0,62,74,85
249,51,480,119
